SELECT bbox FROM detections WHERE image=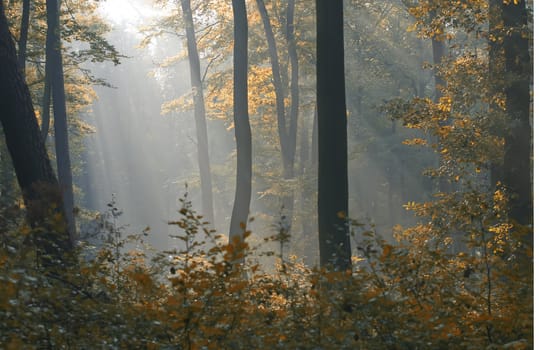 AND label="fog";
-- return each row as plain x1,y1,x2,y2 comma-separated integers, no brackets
77,0,435,260
80,1,227,250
